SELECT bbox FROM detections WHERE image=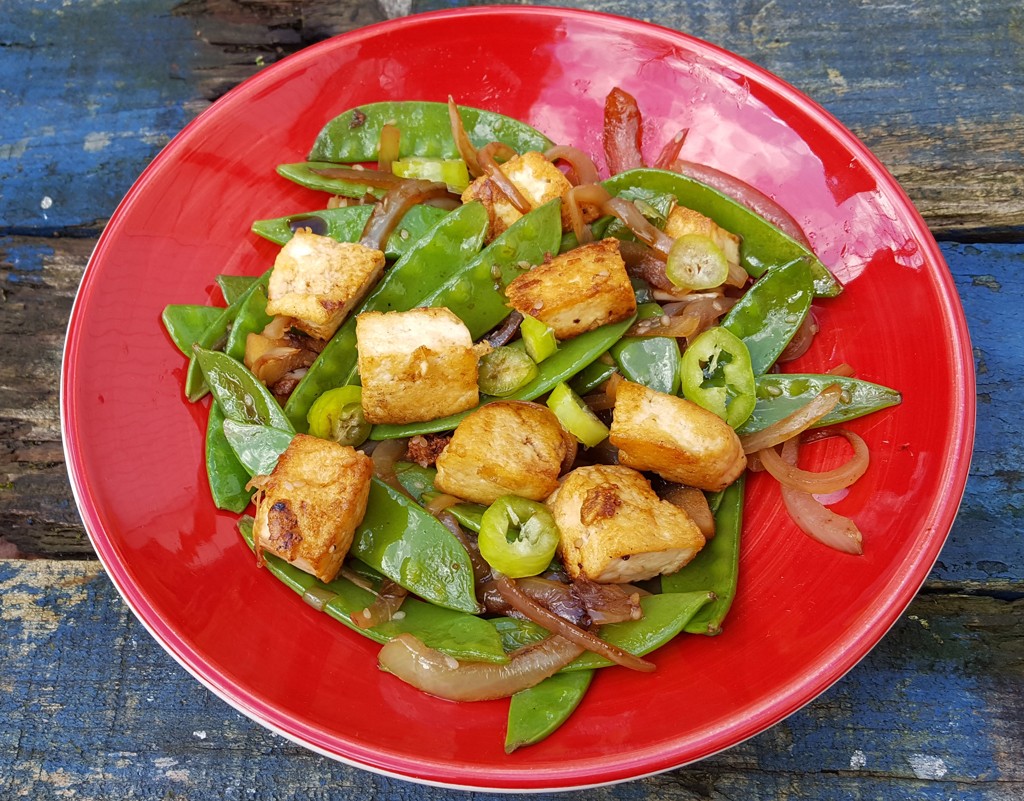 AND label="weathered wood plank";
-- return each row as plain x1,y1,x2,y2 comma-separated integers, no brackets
1,559,1021,798
1,0,1021,236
